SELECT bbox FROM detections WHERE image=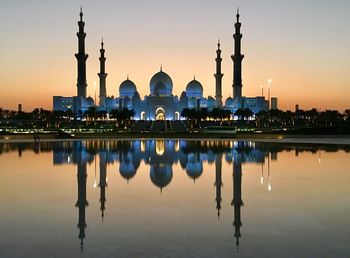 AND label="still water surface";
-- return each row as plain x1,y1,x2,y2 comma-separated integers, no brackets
0,140,350,258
